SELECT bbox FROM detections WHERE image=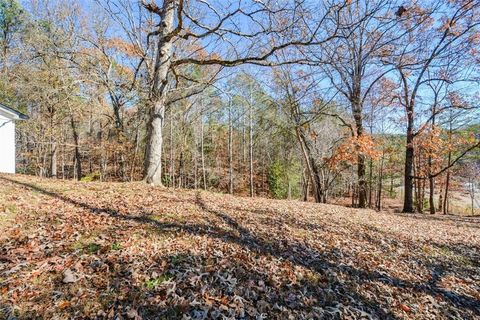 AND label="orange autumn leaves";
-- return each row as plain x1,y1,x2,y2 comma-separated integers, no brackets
415,126,478,177
328,134,381,169
328,124,478,174
105,38,142,58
